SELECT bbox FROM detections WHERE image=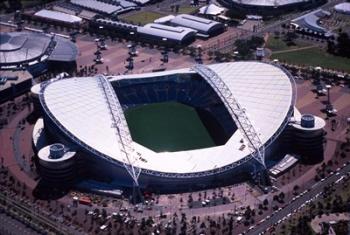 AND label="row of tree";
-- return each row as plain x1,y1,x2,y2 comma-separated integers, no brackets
327,32,350,58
